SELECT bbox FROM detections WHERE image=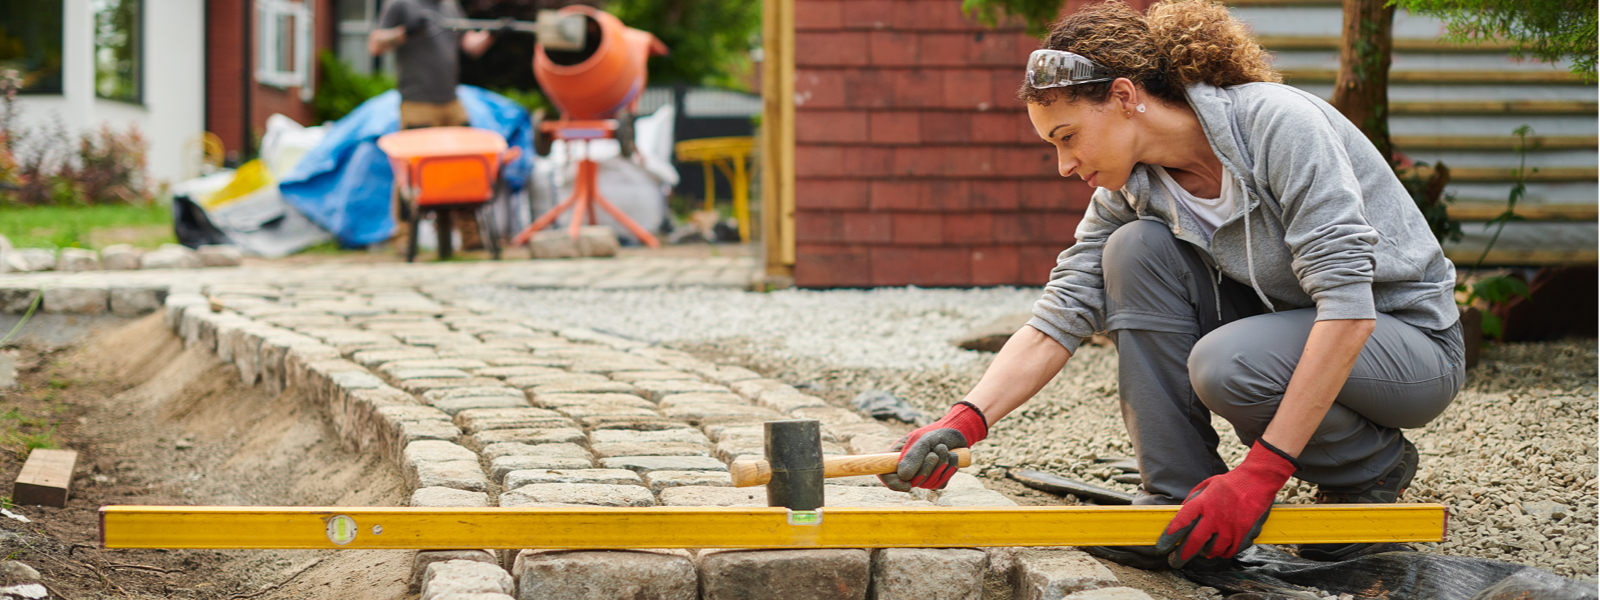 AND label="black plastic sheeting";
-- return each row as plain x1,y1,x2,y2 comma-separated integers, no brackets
1183,545,1598,600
